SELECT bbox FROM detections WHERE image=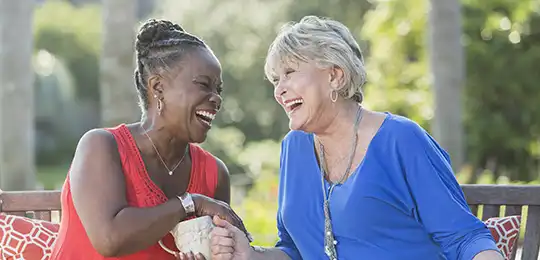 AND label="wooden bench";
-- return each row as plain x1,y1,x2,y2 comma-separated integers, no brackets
462,184,540,260
0,185,539,259
0,190,61,221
